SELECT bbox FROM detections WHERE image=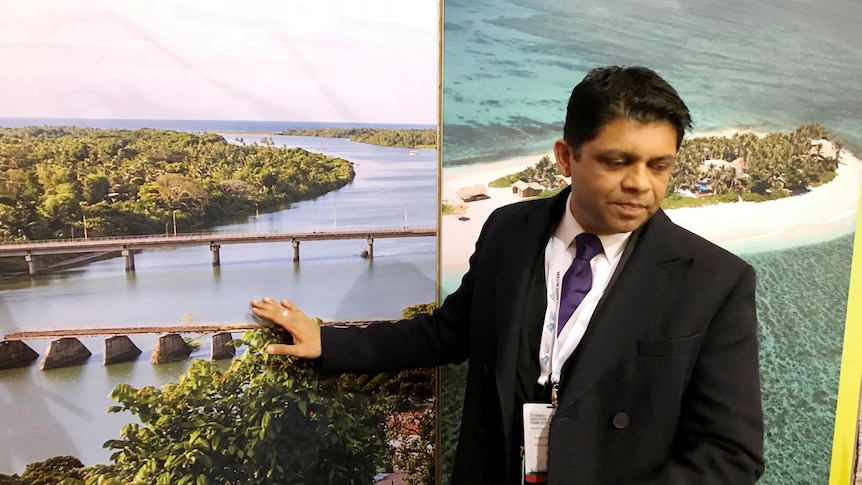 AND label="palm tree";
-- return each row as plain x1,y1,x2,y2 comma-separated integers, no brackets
833,139,844,165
